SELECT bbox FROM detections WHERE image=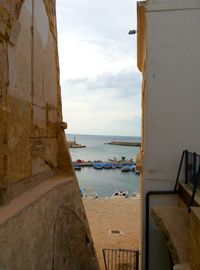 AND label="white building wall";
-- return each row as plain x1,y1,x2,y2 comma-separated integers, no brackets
139,1,200,269
144,4,200,183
